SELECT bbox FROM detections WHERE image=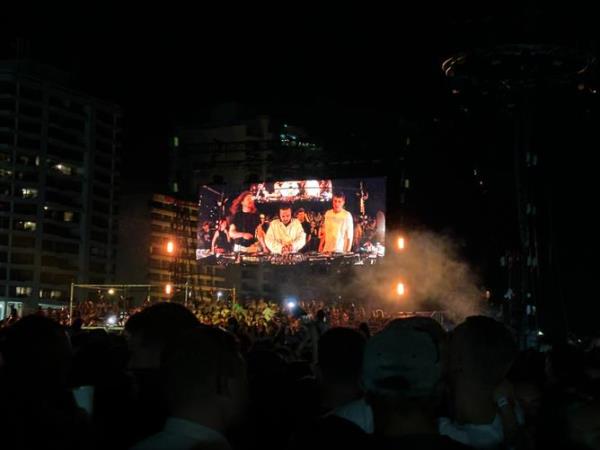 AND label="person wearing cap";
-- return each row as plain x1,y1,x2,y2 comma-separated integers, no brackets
363,319,468,449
